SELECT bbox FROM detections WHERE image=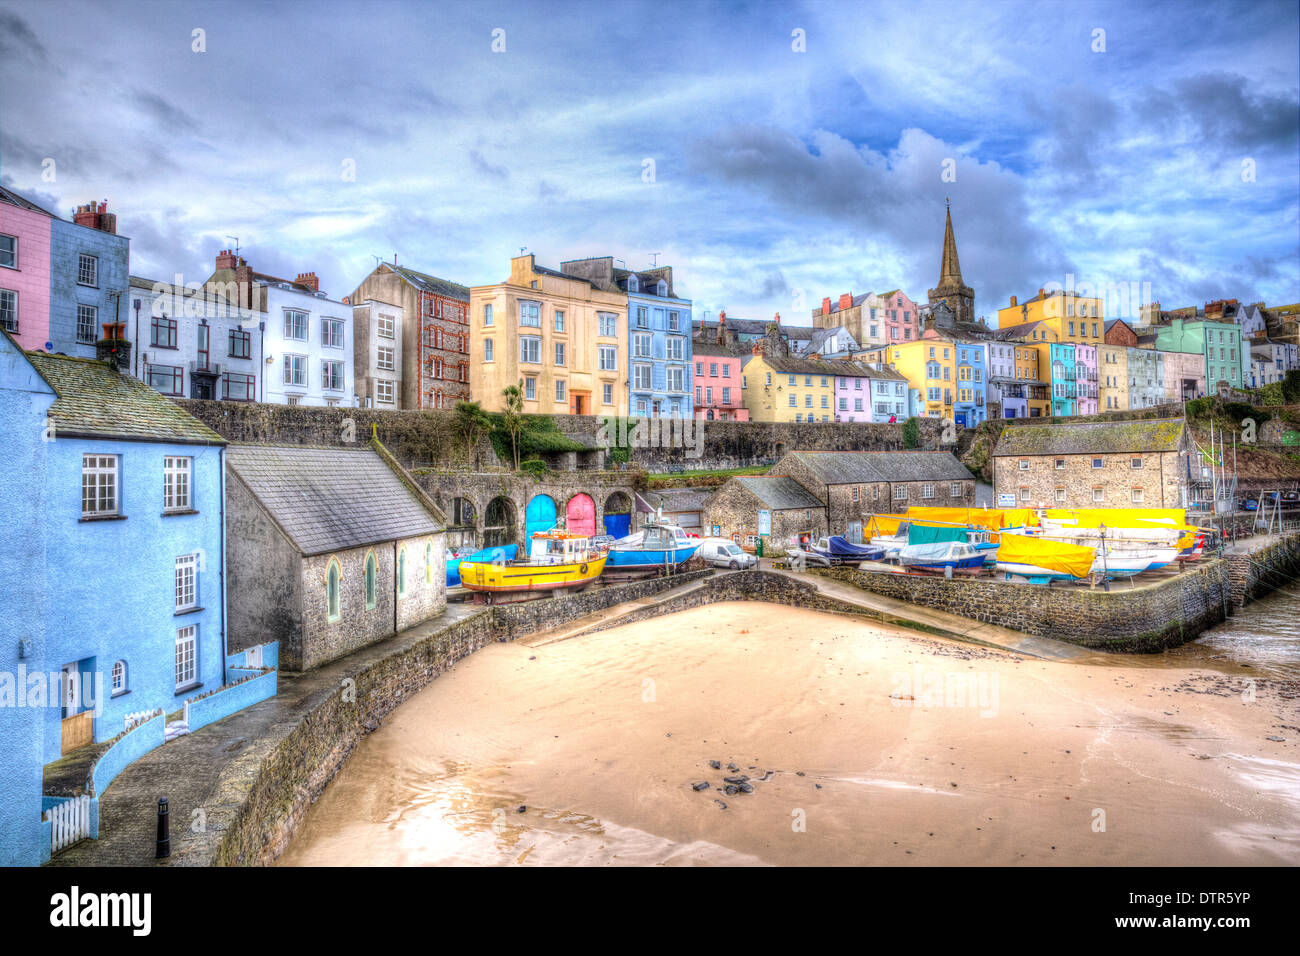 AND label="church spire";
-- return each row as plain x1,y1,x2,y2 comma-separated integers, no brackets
939,200,963,284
